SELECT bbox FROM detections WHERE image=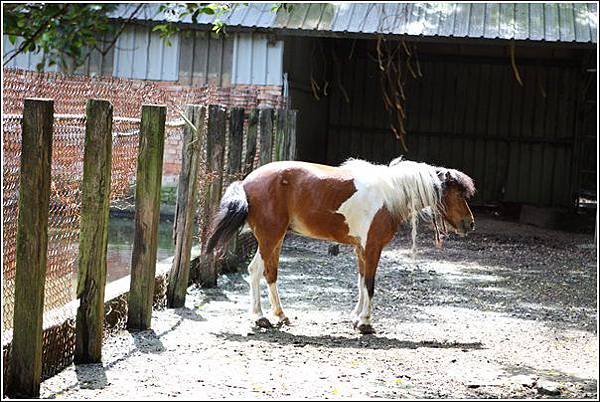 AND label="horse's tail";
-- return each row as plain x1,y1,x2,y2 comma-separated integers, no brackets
204,181,249,254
